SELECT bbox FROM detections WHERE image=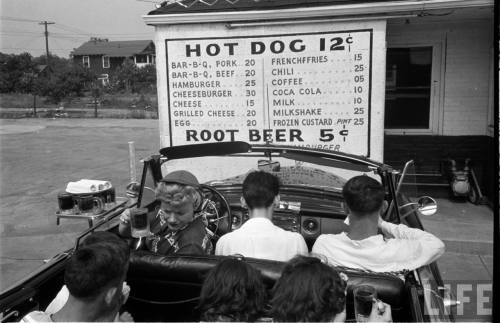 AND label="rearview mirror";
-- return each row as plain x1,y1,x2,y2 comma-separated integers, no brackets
399,196,438,219
258,159,280,172
416,196,438,216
